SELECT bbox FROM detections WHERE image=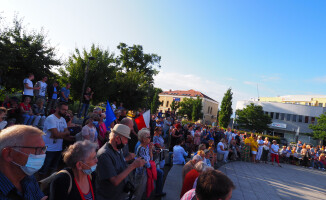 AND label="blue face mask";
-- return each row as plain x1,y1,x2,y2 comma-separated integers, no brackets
82,162,97,175
11,149,46,176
